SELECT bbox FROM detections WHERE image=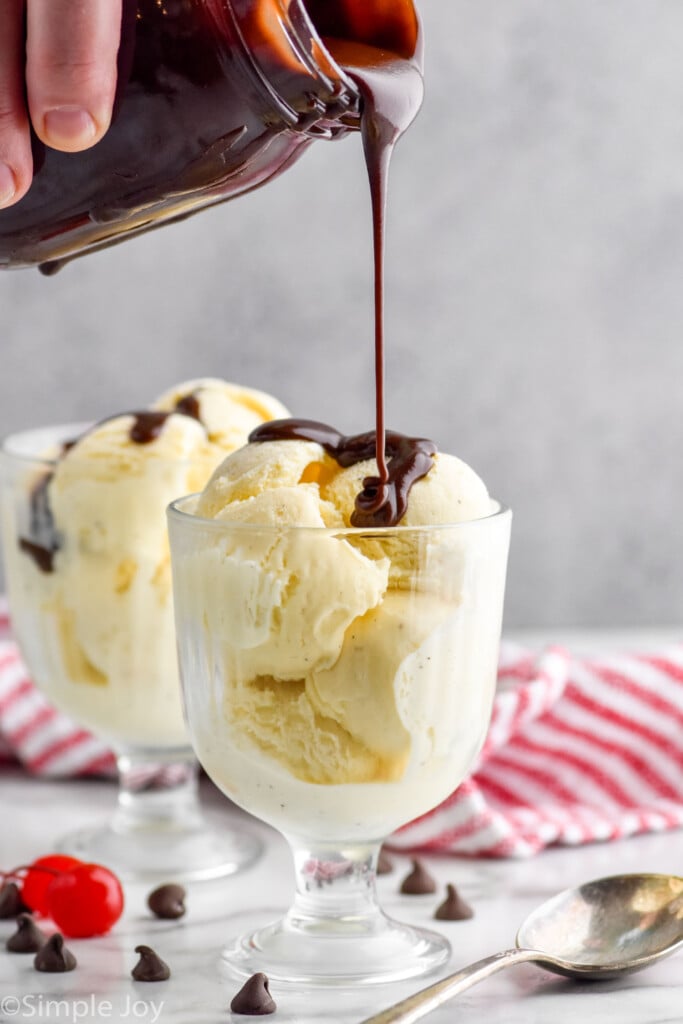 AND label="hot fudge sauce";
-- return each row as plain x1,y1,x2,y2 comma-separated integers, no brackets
0,0,421,273
250,419,436,527
251,10,433,525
